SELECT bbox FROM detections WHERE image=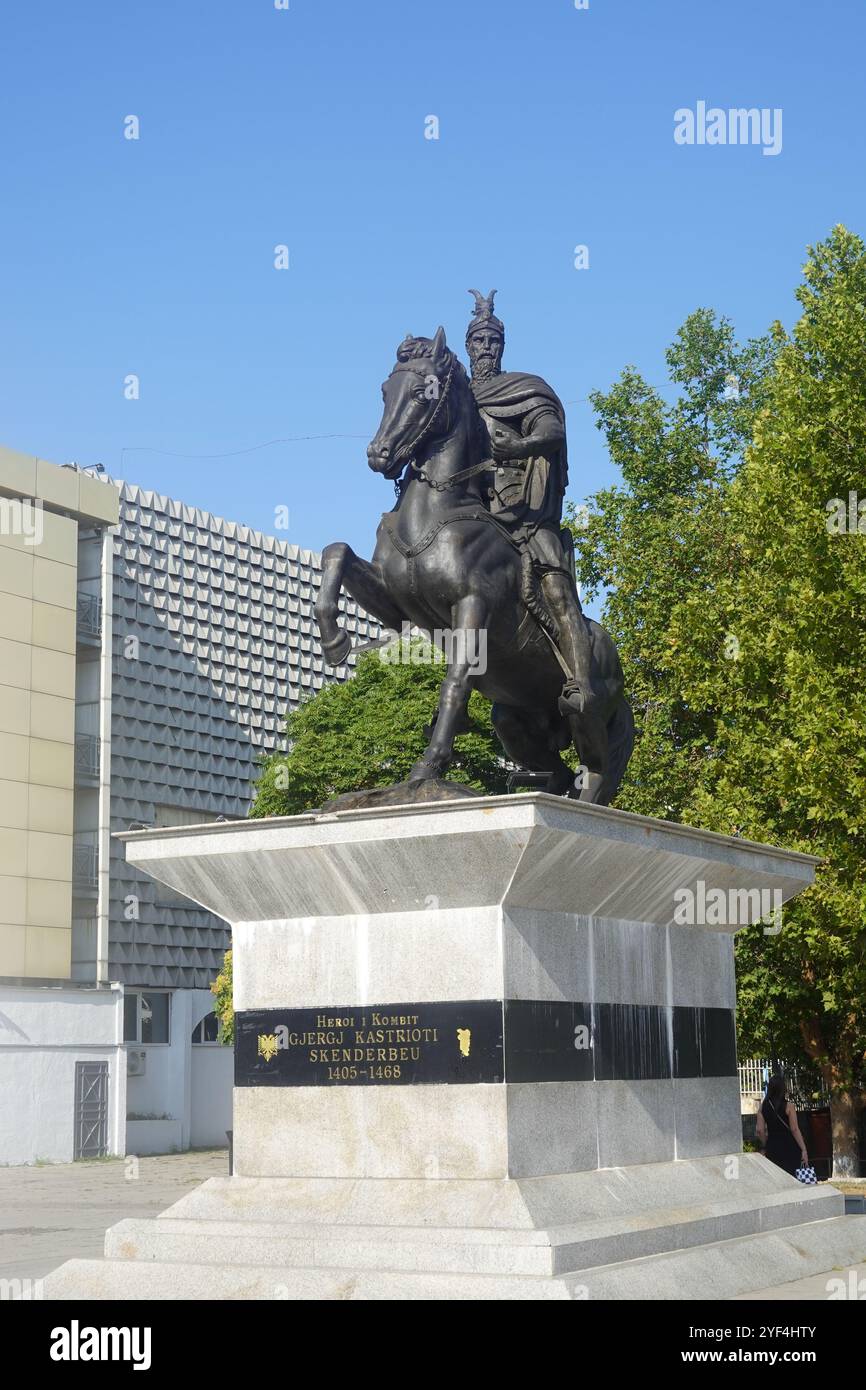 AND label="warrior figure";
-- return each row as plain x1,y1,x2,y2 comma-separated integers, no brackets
466,289,602,716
